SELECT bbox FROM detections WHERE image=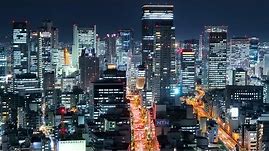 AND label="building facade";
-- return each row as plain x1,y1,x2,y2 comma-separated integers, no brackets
142,4,176,105
205,26,228,89
229,37,250,70
72,25,97,69
180,49,195,94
